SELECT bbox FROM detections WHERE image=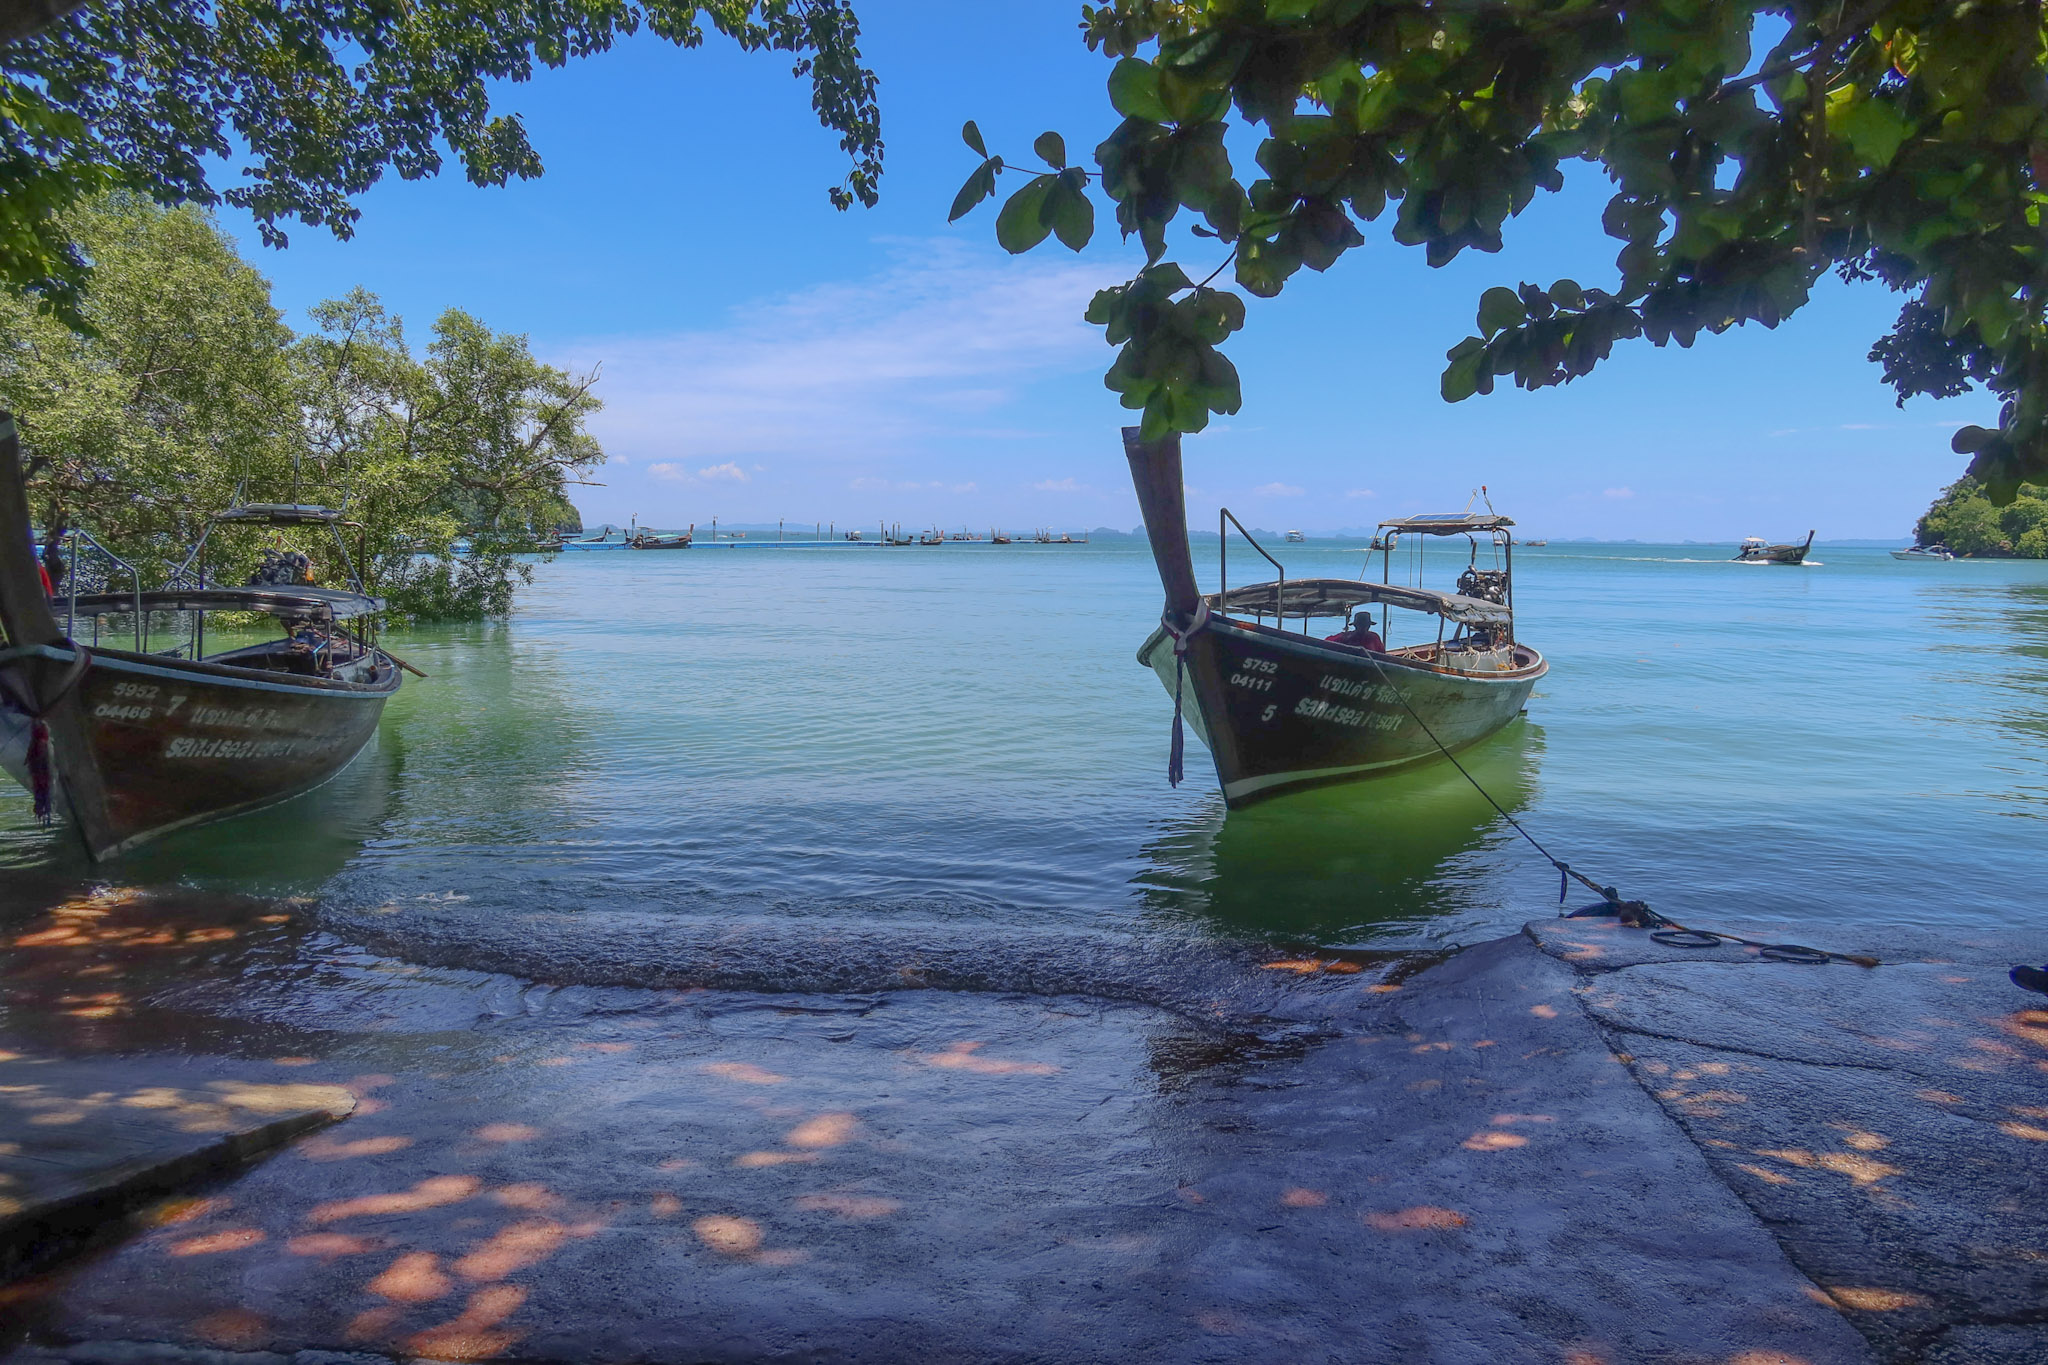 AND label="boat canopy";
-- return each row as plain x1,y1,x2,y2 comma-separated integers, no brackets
56,586,385,619
1204,577,1511,626
1376,513,1515,534
215,503,348,525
